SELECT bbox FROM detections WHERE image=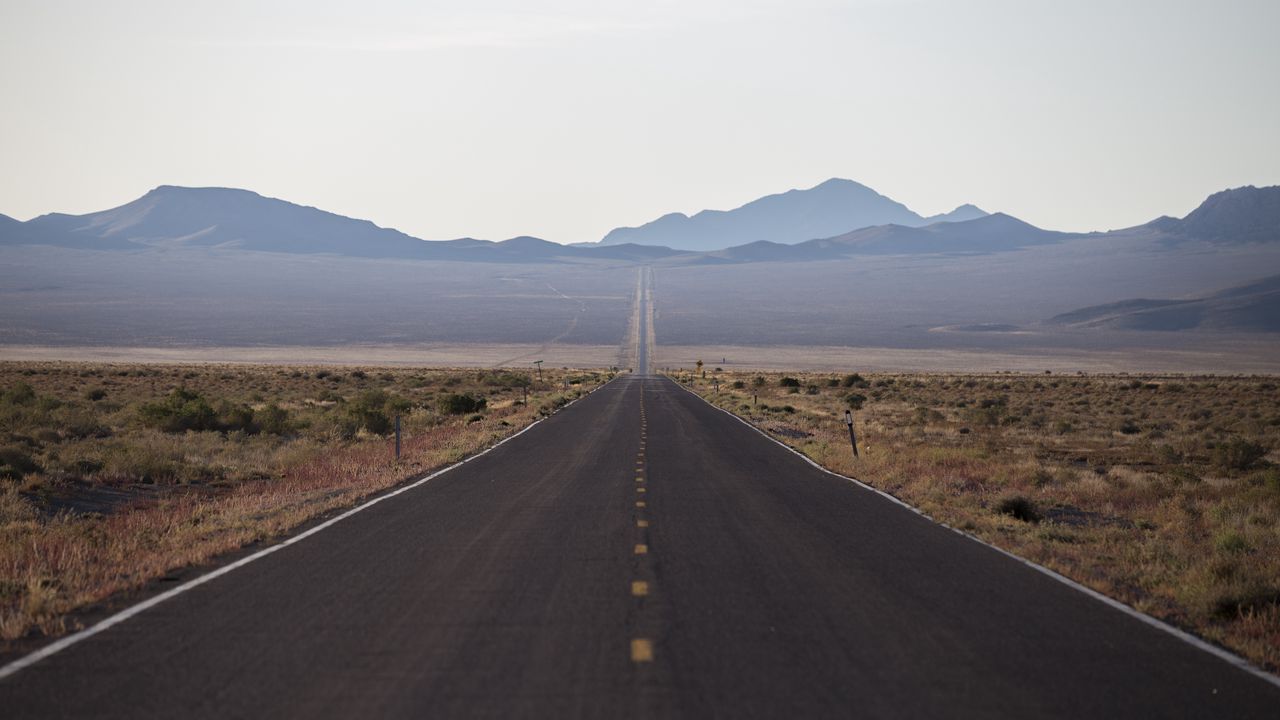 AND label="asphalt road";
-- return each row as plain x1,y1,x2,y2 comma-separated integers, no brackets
3,375,1279,718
